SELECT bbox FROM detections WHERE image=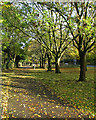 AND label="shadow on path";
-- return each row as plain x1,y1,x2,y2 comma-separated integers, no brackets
2,68,89,118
